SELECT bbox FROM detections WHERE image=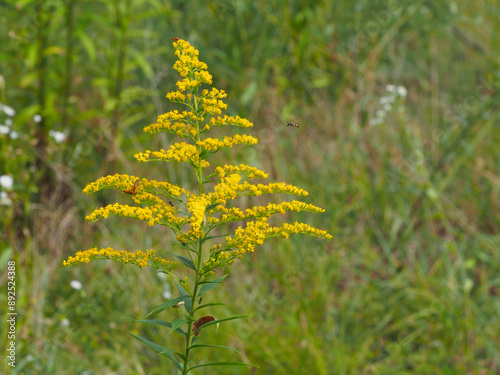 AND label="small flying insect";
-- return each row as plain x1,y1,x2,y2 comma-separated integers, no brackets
286,121,299,128
123,179,139,195
169,201,174,207
172,37,179,41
